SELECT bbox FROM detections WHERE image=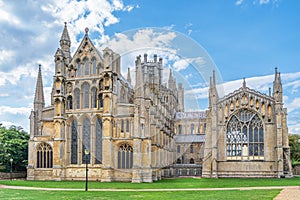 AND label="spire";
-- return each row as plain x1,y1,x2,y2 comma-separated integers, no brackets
273,67,283,103
60,22,71,53
168,68,175,90
34,64,45,108
135,55,144,97
274,67,281,83
209,70,218,107
127,67,131,84
242,77,246,89
212,70,216,86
